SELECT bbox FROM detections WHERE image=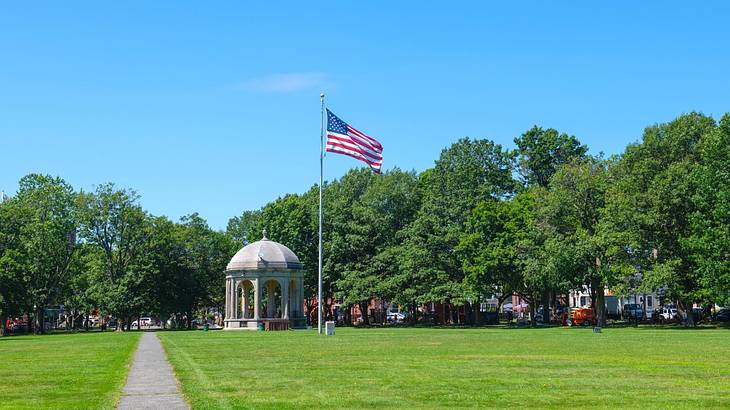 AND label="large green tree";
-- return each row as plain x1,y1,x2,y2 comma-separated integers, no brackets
398,138,516,322
77,183,151,330
178,213,237,328
459,190,540,312
538,158,620,325
686,114,730,307
333,169,420,323
603,113,717,325
9,175,77,333
0,196,30,335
